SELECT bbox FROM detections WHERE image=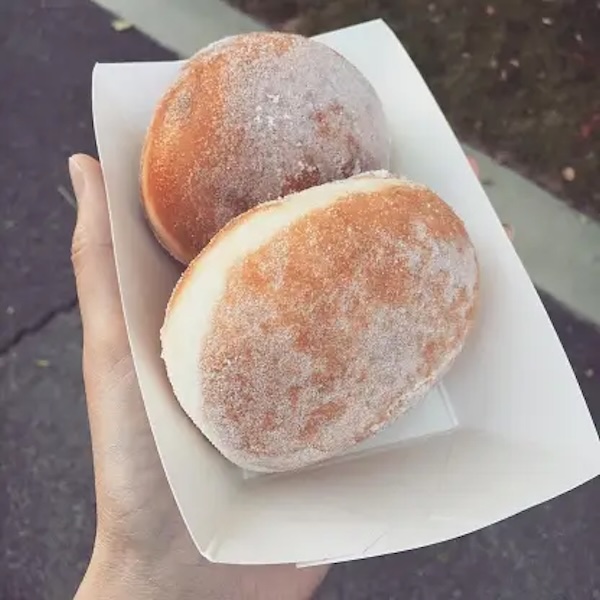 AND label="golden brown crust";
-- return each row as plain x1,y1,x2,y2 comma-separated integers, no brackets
141,31,390,264
140,40,231,264
166,200,282,312
163,178,480,472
